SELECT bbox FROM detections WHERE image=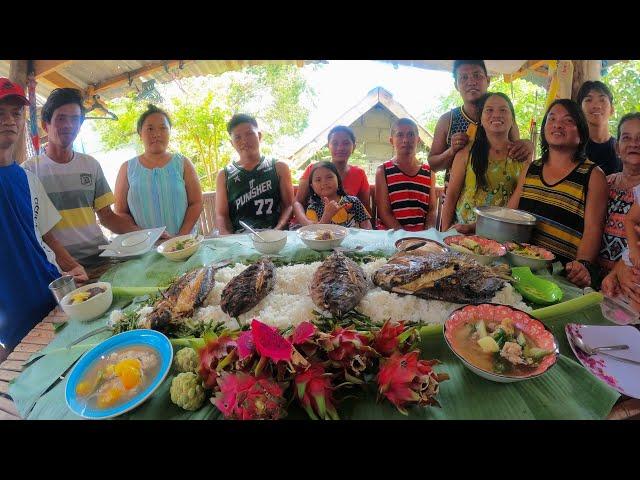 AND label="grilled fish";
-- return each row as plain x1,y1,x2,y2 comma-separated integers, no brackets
373,250,510,304
220,257,275,318
310,251,368,317
145,262,226,331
